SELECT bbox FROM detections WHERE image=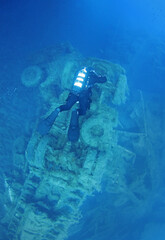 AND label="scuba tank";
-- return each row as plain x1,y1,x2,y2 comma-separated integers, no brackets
72,67,90,94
